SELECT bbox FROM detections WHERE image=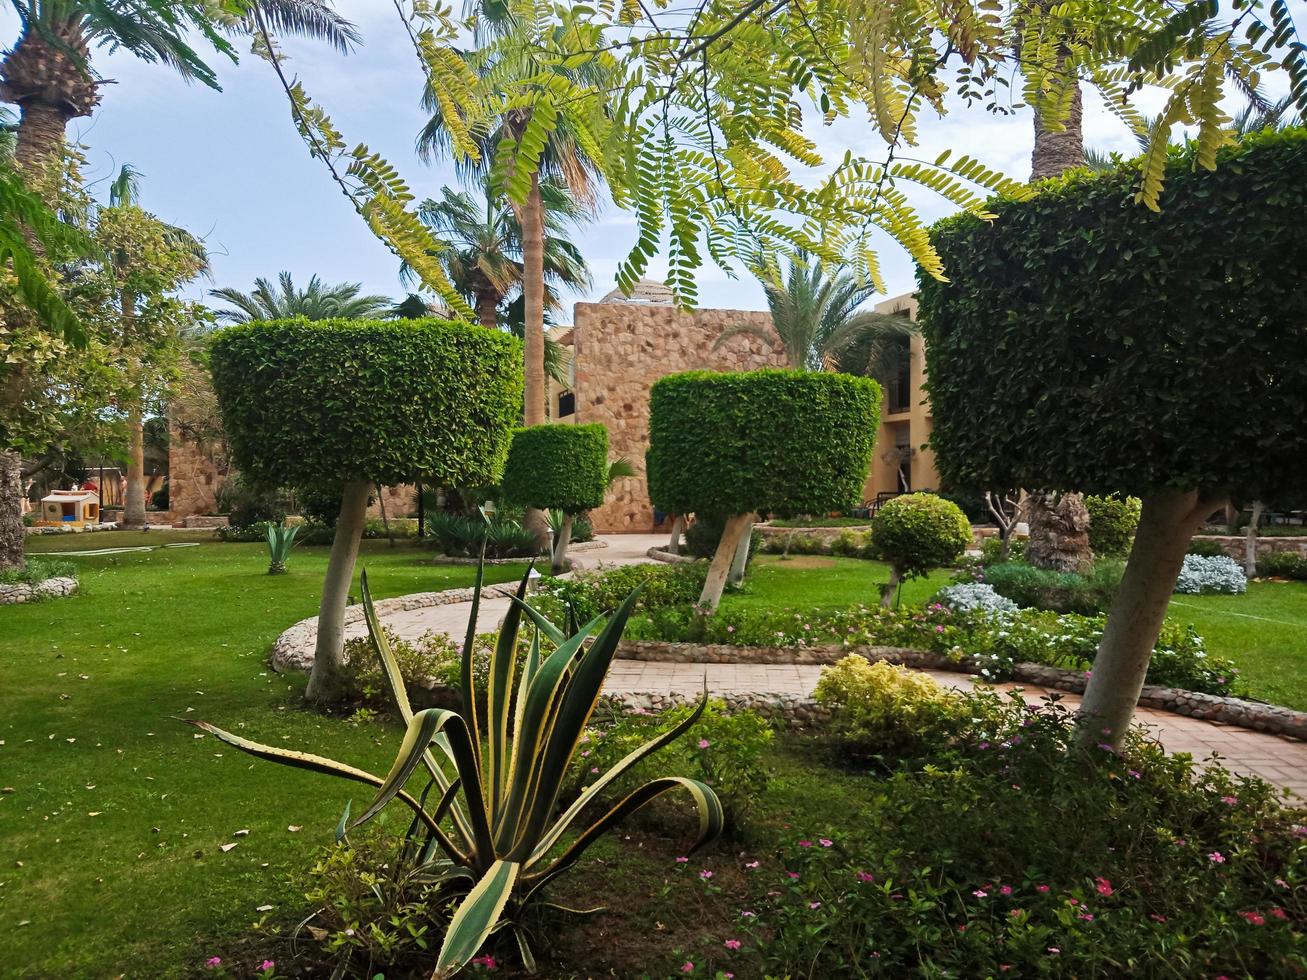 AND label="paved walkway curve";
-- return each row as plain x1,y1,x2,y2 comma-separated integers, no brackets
311,534,1307,799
